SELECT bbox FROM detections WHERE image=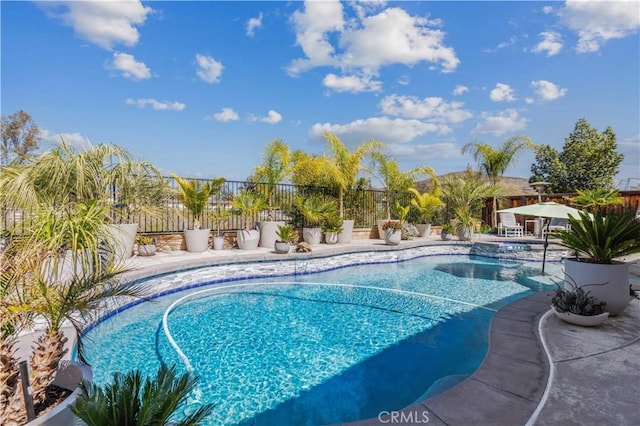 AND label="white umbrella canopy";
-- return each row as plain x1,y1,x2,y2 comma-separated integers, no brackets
497,201,589,219
497,202,591,274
